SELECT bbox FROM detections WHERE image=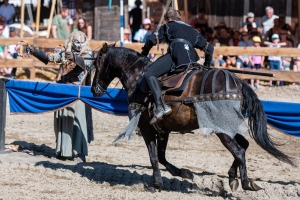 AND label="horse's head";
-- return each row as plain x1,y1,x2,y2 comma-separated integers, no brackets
91,43,116,97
